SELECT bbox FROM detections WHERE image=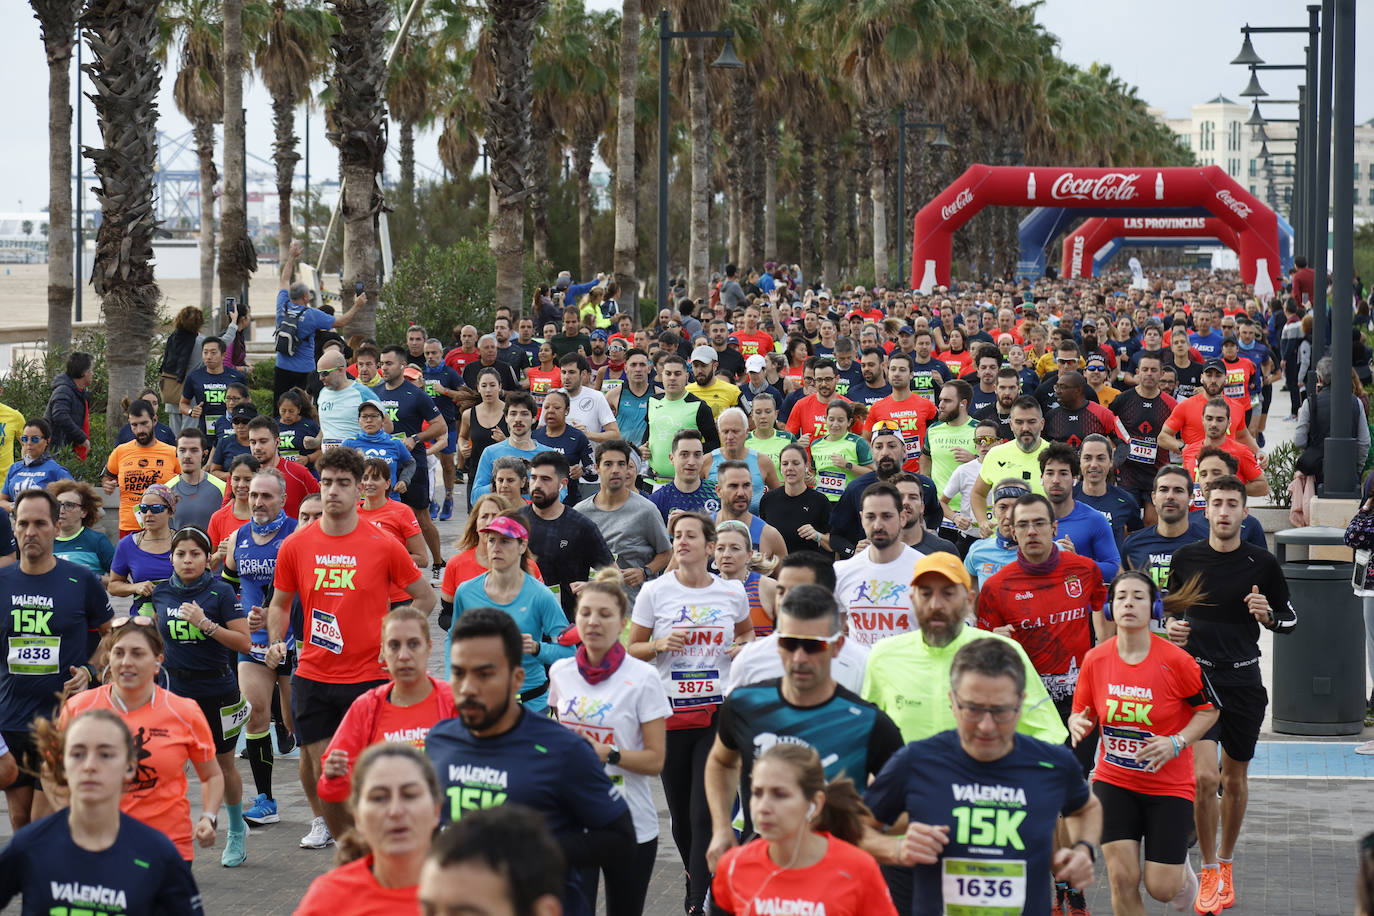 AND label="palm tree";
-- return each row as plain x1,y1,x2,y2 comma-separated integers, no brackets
82,0,163,429
484,0,547,314
326,0,390,335
255,0,333,266
388,28,434,208
568,7,615,280
611,0,640,316
668,0,725,301
162,0,223,317
30,0,80,353
218,0,257,322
